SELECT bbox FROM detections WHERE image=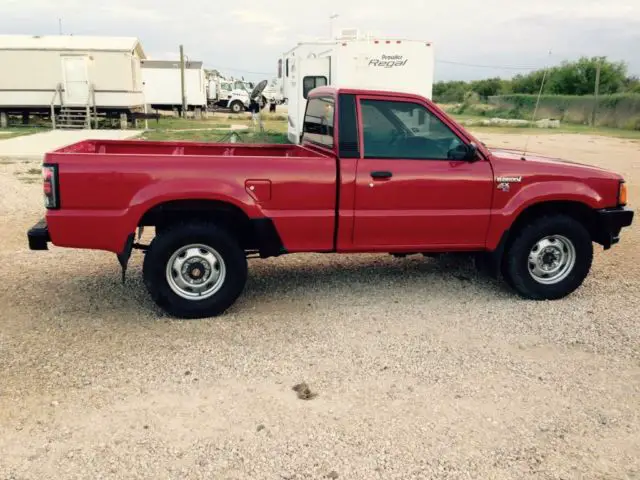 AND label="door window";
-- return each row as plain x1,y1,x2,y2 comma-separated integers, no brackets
303,76,328,99
302,96,335,147
360,99,464,160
